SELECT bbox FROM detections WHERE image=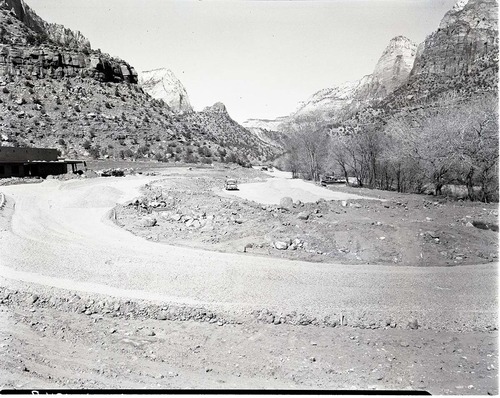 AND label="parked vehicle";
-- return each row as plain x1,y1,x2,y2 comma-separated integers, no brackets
321,176,347,186
225,178,238,190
